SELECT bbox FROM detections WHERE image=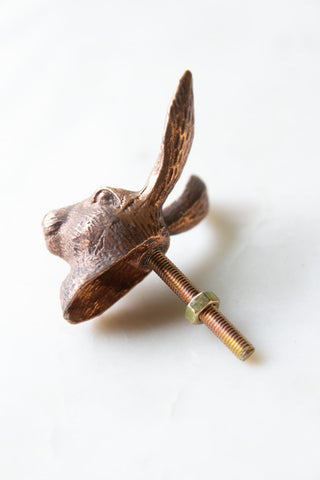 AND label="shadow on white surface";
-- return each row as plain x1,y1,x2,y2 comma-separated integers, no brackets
95,289,184,335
